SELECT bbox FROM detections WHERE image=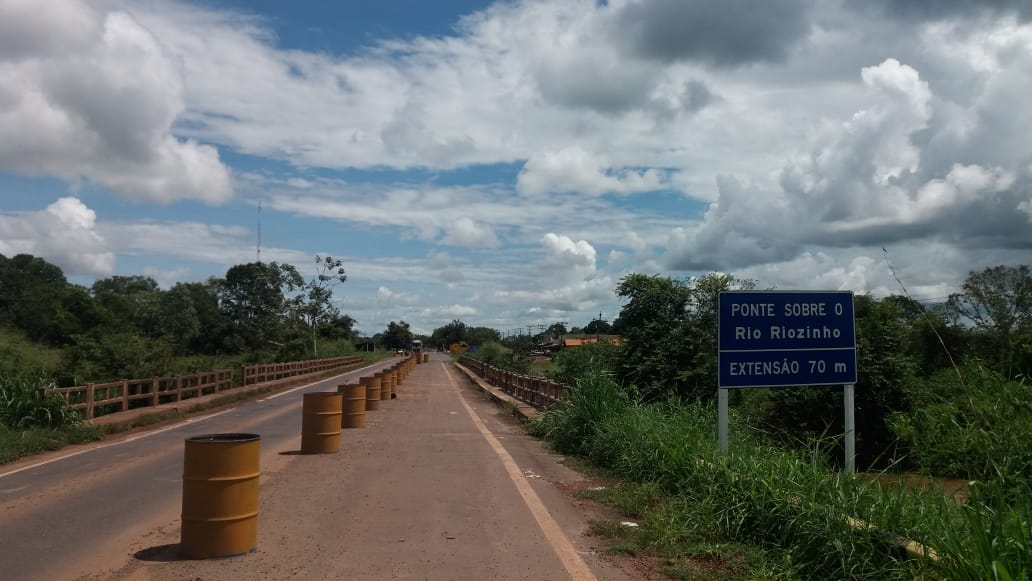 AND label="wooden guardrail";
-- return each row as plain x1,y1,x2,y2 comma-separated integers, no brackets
53,354,369,421
54,369,234,420
242,355,364,386
459,356,569,409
